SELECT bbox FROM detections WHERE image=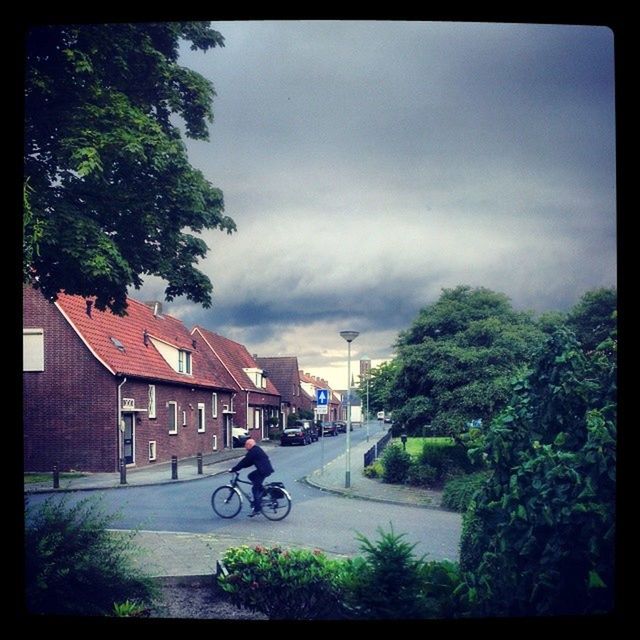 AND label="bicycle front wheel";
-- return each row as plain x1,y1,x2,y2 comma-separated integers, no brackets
211,485,242,518
260,487,292,521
